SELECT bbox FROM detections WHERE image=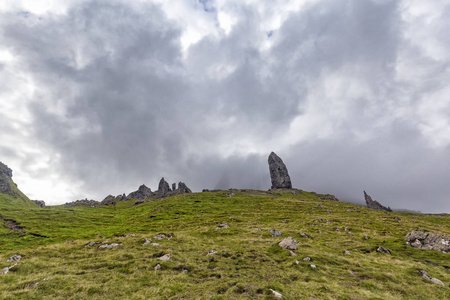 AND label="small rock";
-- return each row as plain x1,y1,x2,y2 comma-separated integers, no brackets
6,255,21,263
281,219,288,223
300,233,309,238
315,219,330,223
343,250,351,255
154,234,167,240
152,243,160,246
143,238,152,245
376,246,391,254
207,250,218,256
154,264,161,270
269,289,283,299
327,209,332,213
420,270,445,286
348,232,354,236
98,243,120,249
158,254,171,261
303,257,312,261
183,269,188,274
310,264,317,268
270,229,282,237
346,209,352,212
124,233,136,237
279,237,299,250
317,205,323,209
344,227,350,231
254,228,262,231
289,250,297,256
295,260,300,265
216,223,230,229
1,267,9,275
335,228,341,232
364,235,370,240
85,242,101,247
